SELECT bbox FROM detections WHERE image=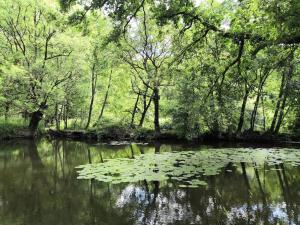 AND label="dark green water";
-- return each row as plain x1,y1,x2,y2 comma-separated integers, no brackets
0,139,299,225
